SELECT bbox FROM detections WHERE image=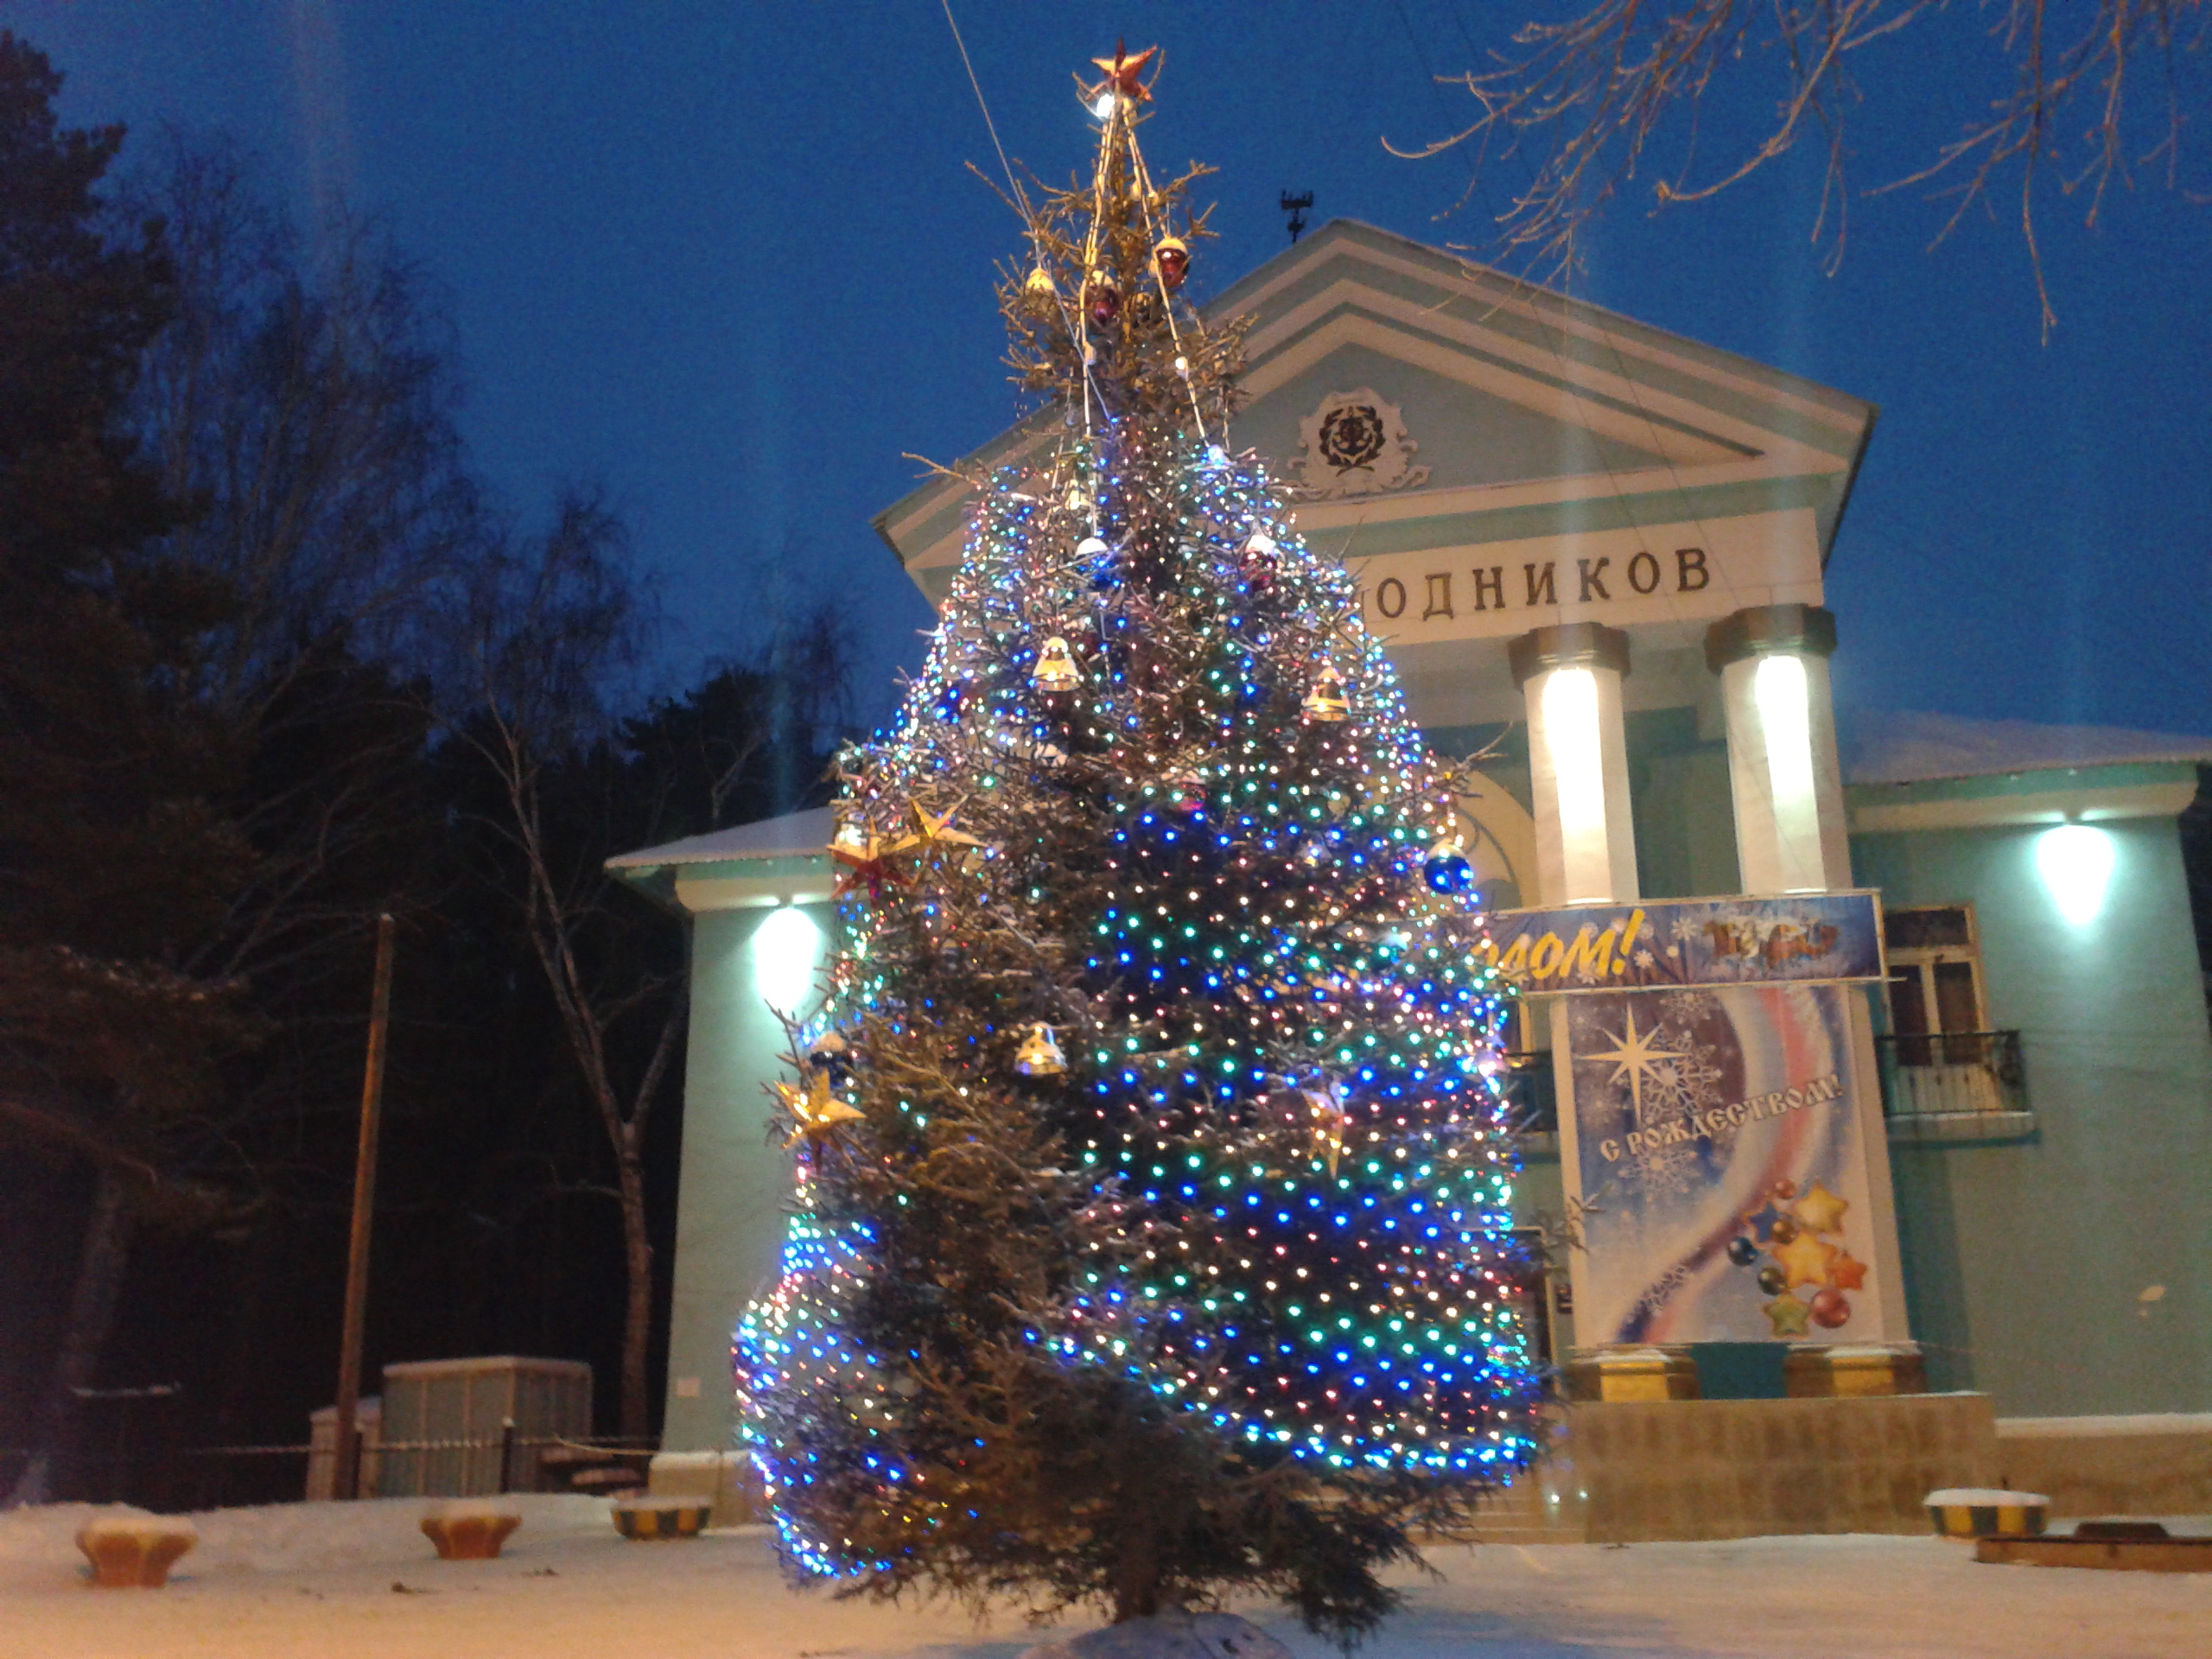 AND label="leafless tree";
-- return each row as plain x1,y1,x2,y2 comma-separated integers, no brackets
1394,1,2210,334
448,493,683,1442
126,133,478,995
7,137,482,1504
